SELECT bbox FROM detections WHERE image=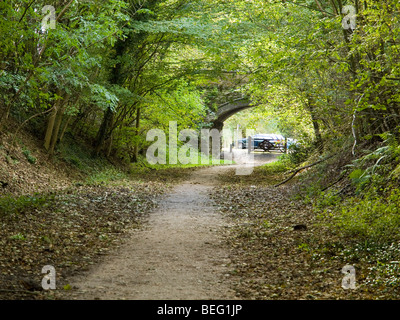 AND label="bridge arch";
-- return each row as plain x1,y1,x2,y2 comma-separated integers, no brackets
207,97,257,131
